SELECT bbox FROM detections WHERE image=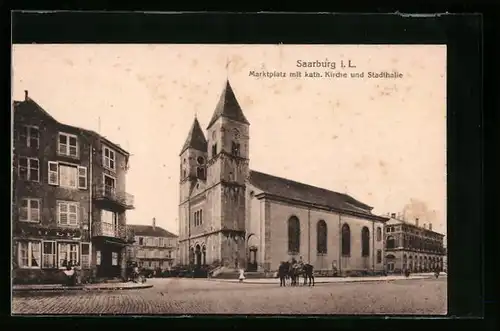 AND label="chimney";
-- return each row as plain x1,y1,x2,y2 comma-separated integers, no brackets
415,218,419,227
391,213,396,218
24,90,28,101
423,223,427,229
429,223,433,231
152,217,156,230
